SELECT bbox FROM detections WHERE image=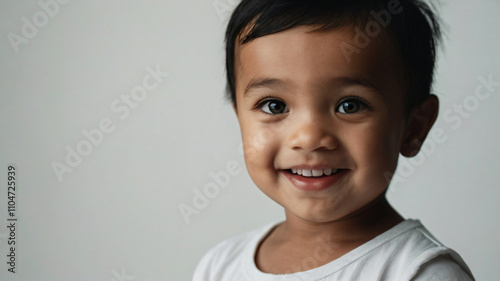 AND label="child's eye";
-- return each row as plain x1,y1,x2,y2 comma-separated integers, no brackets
336,98,368,114
257,99,289,115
